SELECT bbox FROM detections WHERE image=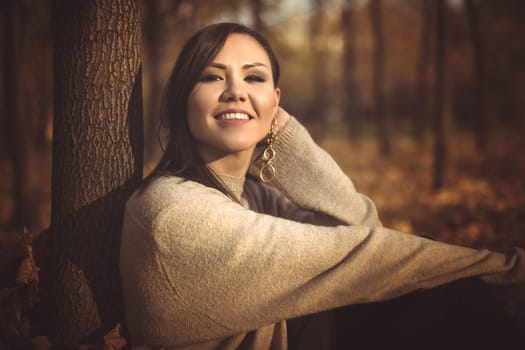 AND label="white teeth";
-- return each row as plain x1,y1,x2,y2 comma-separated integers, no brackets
216,113,250,120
